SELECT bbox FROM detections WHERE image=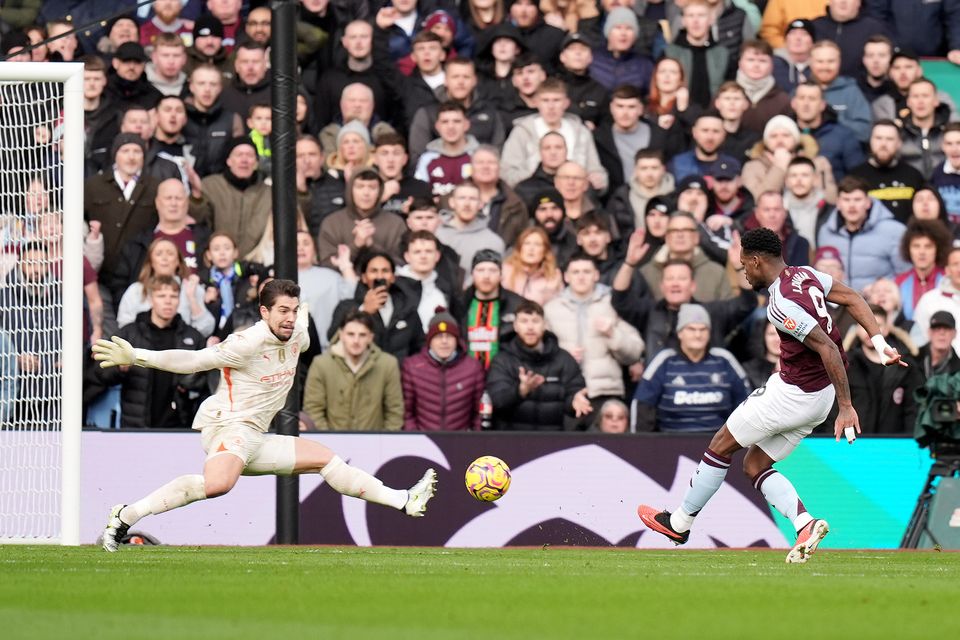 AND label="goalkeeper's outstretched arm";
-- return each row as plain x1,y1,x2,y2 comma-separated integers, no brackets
92,336,245,374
